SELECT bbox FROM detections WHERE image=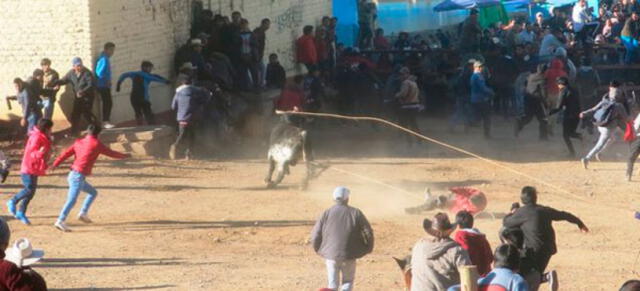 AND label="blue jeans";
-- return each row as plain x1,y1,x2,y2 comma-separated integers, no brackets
41,98,54,120
26,114,39,132
585,126,615,160
58,171,98,221
11,174,38,214
326,259,356,291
